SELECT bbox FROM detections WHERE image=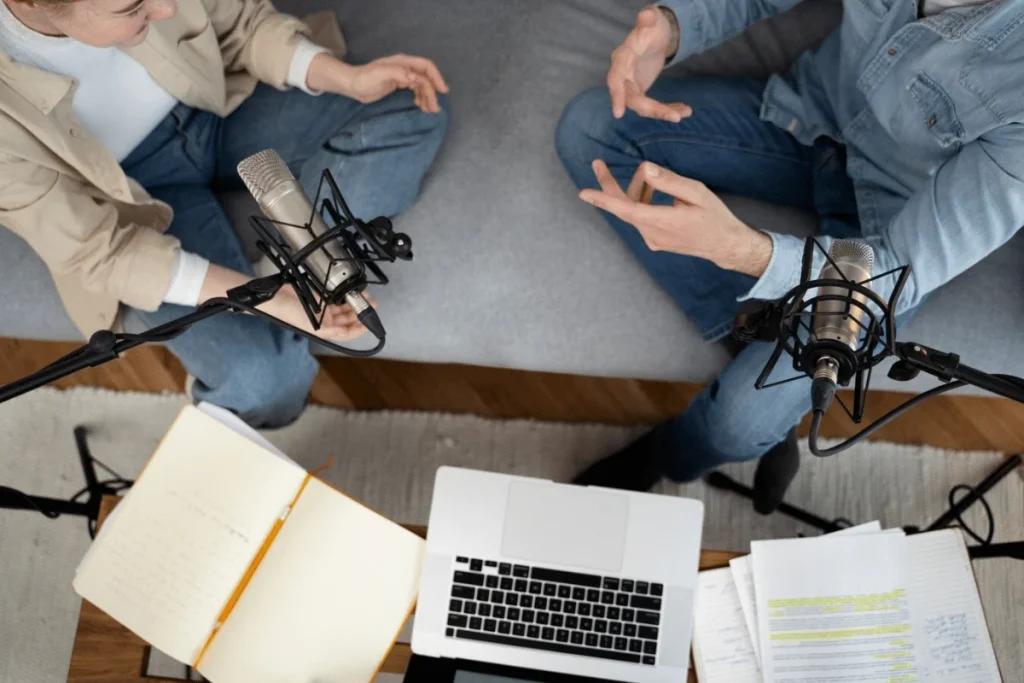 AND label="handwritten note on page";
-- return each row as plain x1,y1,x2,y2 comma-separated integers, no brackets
73,406,307,665
728,521,884,668
908,530,1001,682
692,568,762,683
752,532,920,683
198,478,425,683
